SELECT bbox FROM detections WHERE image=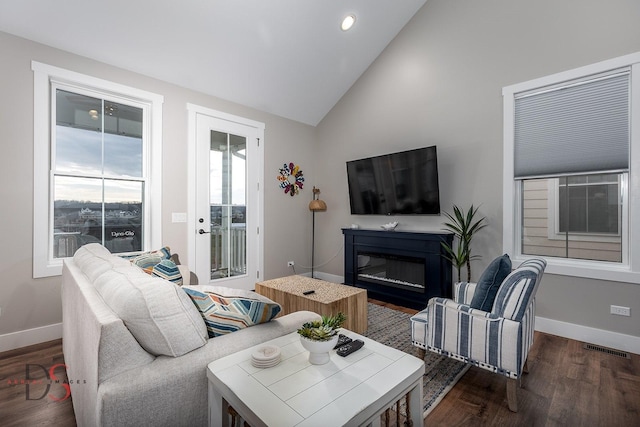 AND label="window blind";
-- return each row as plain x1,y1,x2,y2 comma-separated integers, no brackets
514,70,630,179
